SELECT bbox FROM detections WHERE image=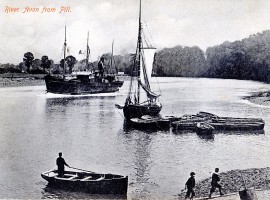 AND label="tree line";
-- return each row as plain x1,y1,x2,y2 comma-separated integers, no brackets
1,30,270,83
